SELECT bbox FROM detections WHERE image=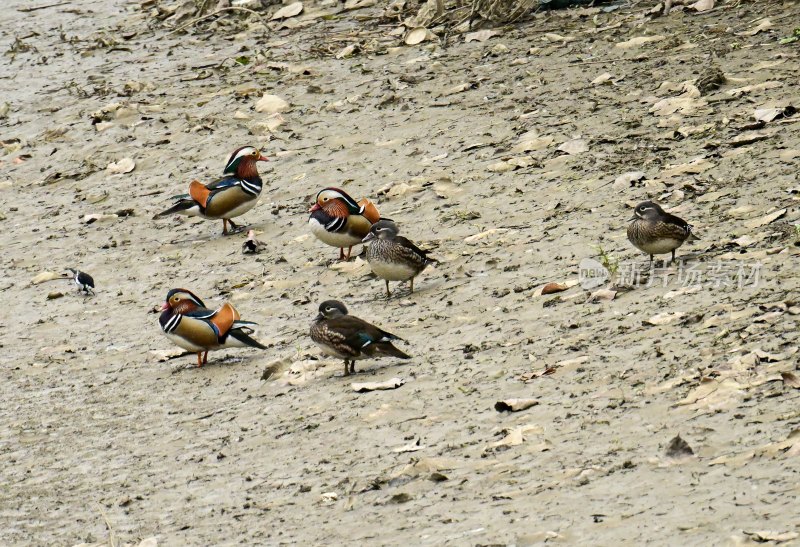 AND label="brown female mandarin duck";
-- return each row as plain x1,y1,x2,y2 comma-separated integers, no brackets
627,201,699,265
310,300,410,376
